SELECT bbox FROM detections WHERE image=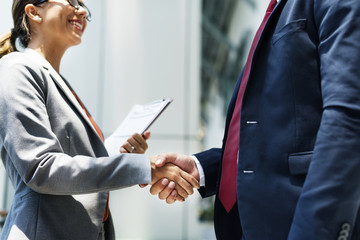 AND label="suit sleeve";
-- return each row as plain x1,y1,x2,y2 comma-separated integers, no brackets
194,148,222,198
0,58,151,195
289,1,360,238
